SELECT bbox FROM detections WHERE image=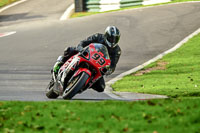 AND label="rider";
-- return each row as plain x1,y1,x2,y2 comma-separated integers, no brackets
53,26,121,92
